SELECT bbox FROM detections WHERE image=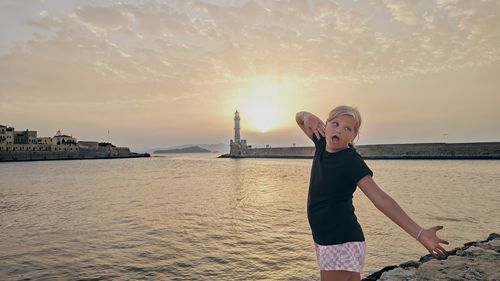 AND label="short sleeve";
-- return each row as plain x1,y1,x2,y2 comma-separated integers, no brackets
347,153,373,184
311,134,325,148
